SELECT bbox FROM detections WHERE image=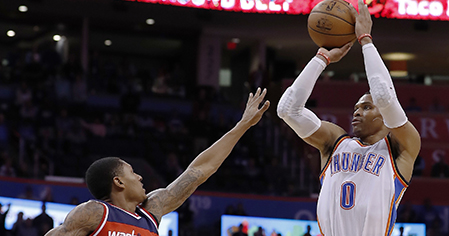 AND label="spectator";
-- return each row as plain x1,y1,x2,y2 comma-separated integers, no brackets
104,113,123,138
54,72,71,102
151,67,170,95
224,205,236,215
0,157,16,177
70,197,79,205
232,224,248,236
417,198,440,231
0,203,10,236
81,118,106,138
39,187,54,203
15,82,32,107
55,108,73,141
397,201,417,223
71,74,88,117
72,74,88,104
120,86,141,115
33,202,54,236
18,185,38,200
428,97,445,113
254,226,265,236
235,203,247,216
15,218,38,236
303,225,312,236
413,155,425,177
430,152,449,178
11,211,25,236
405,97,422,112
19,100,39,122
0,114,9,149
164,152,183,182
